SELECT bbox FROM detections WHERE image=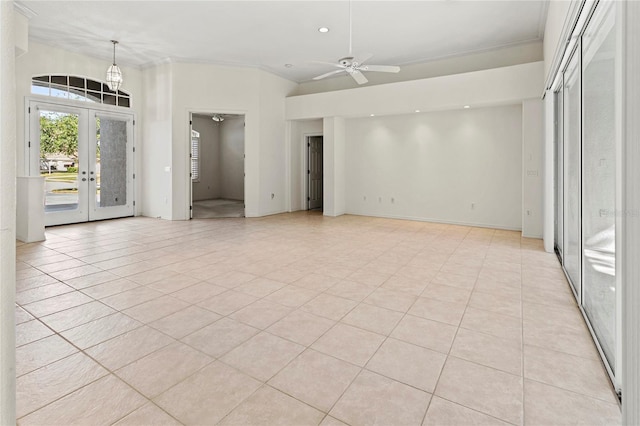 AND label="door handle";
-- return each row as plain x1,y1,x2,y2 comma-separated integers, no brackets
90,178,95,181
82,178,87,182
